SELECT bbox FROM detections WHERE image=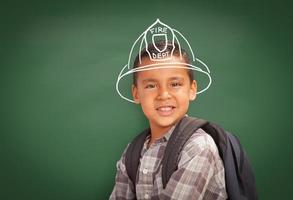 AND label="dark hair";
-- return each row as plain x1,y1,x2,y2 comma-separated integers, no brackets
132,41,194,85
